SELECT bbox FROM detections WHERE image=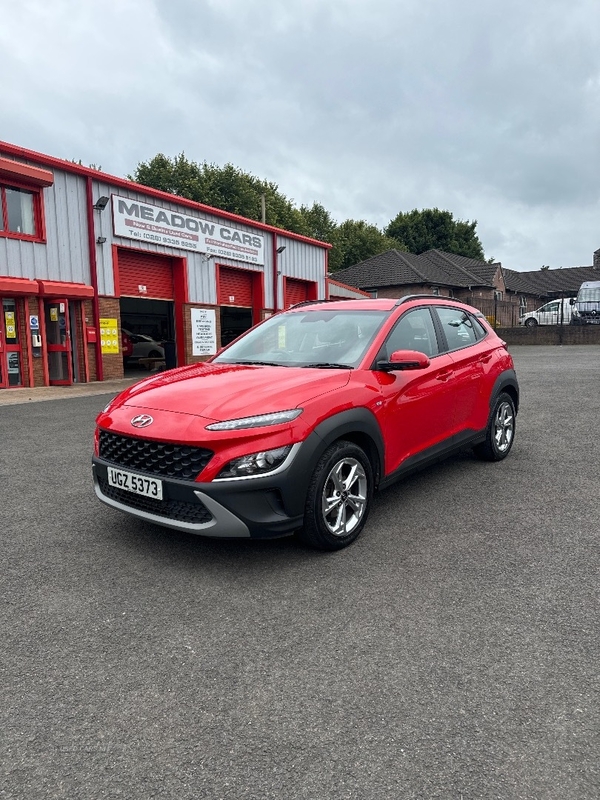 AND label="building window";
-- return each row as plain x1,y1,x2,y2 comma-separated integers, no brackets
494,290,503,301
0,184,40,238
431,287,440,296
